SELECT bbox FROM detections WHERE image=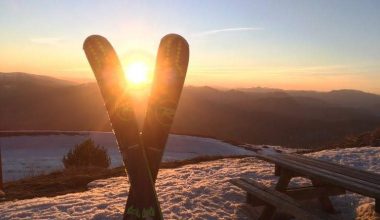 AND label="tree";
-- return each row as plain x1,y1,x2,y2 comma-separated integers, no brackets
62,139,111,169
